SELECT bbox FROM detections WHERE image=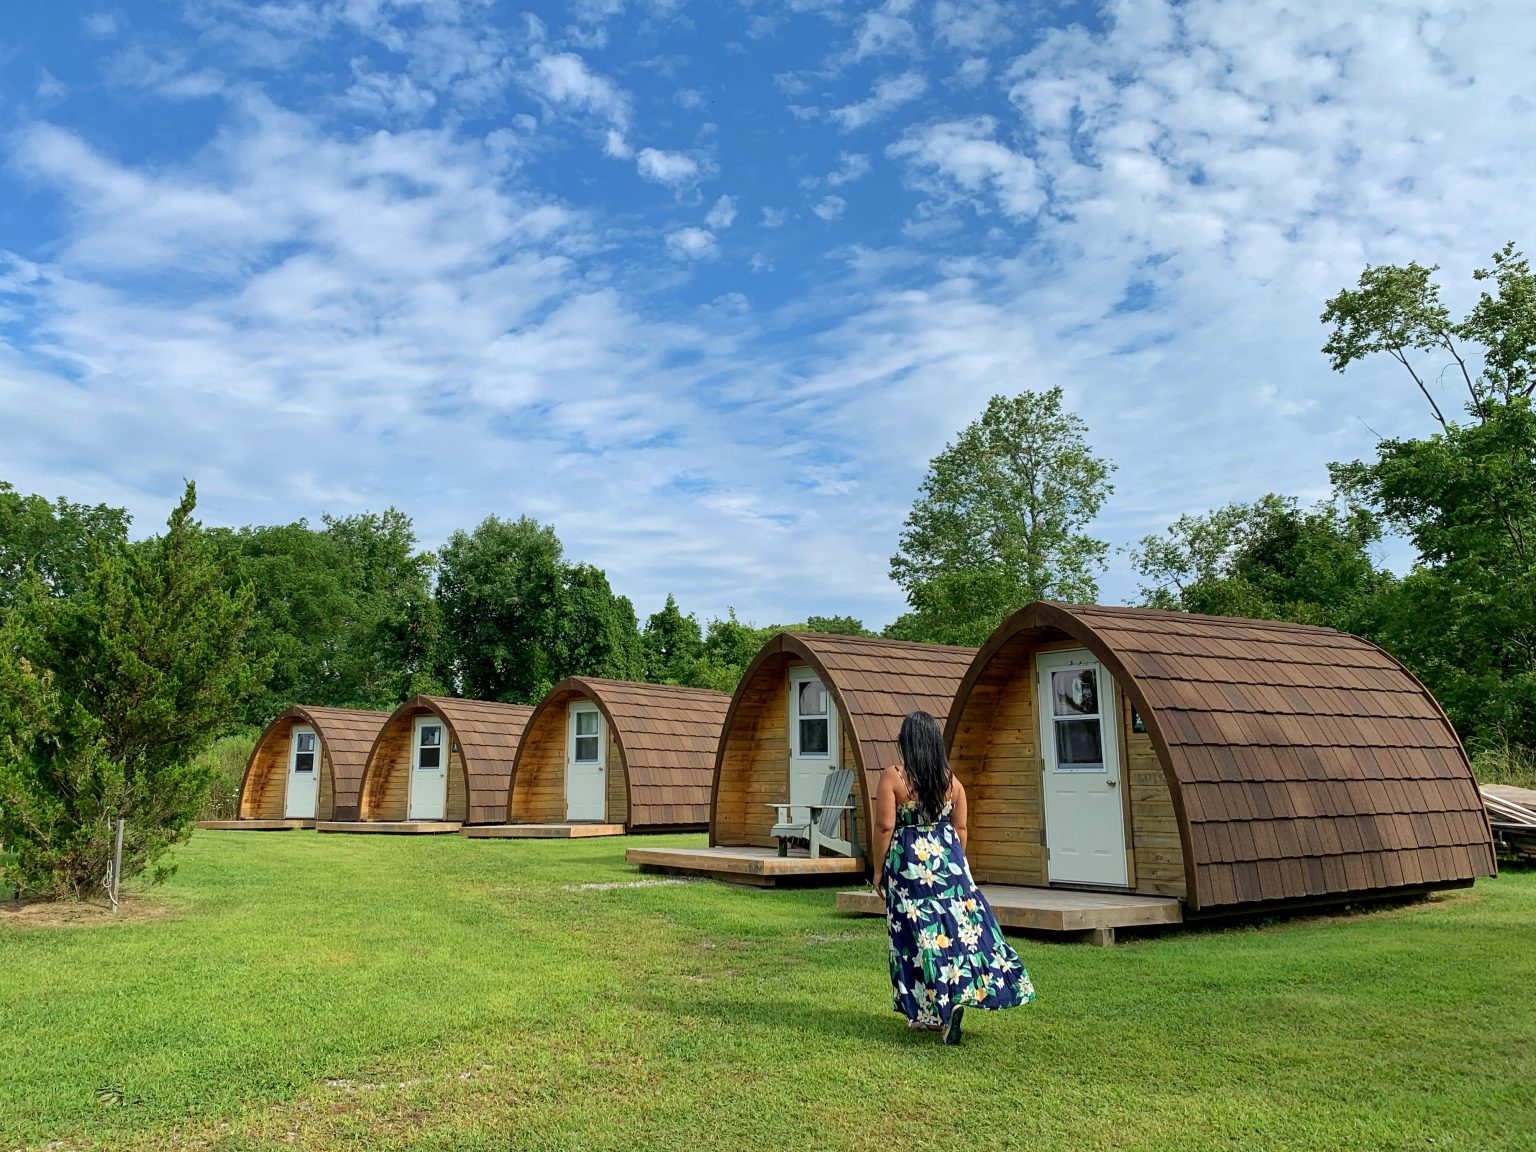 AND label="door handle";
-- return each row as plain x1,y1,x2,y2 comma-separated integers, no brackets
1106,779,1118,788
